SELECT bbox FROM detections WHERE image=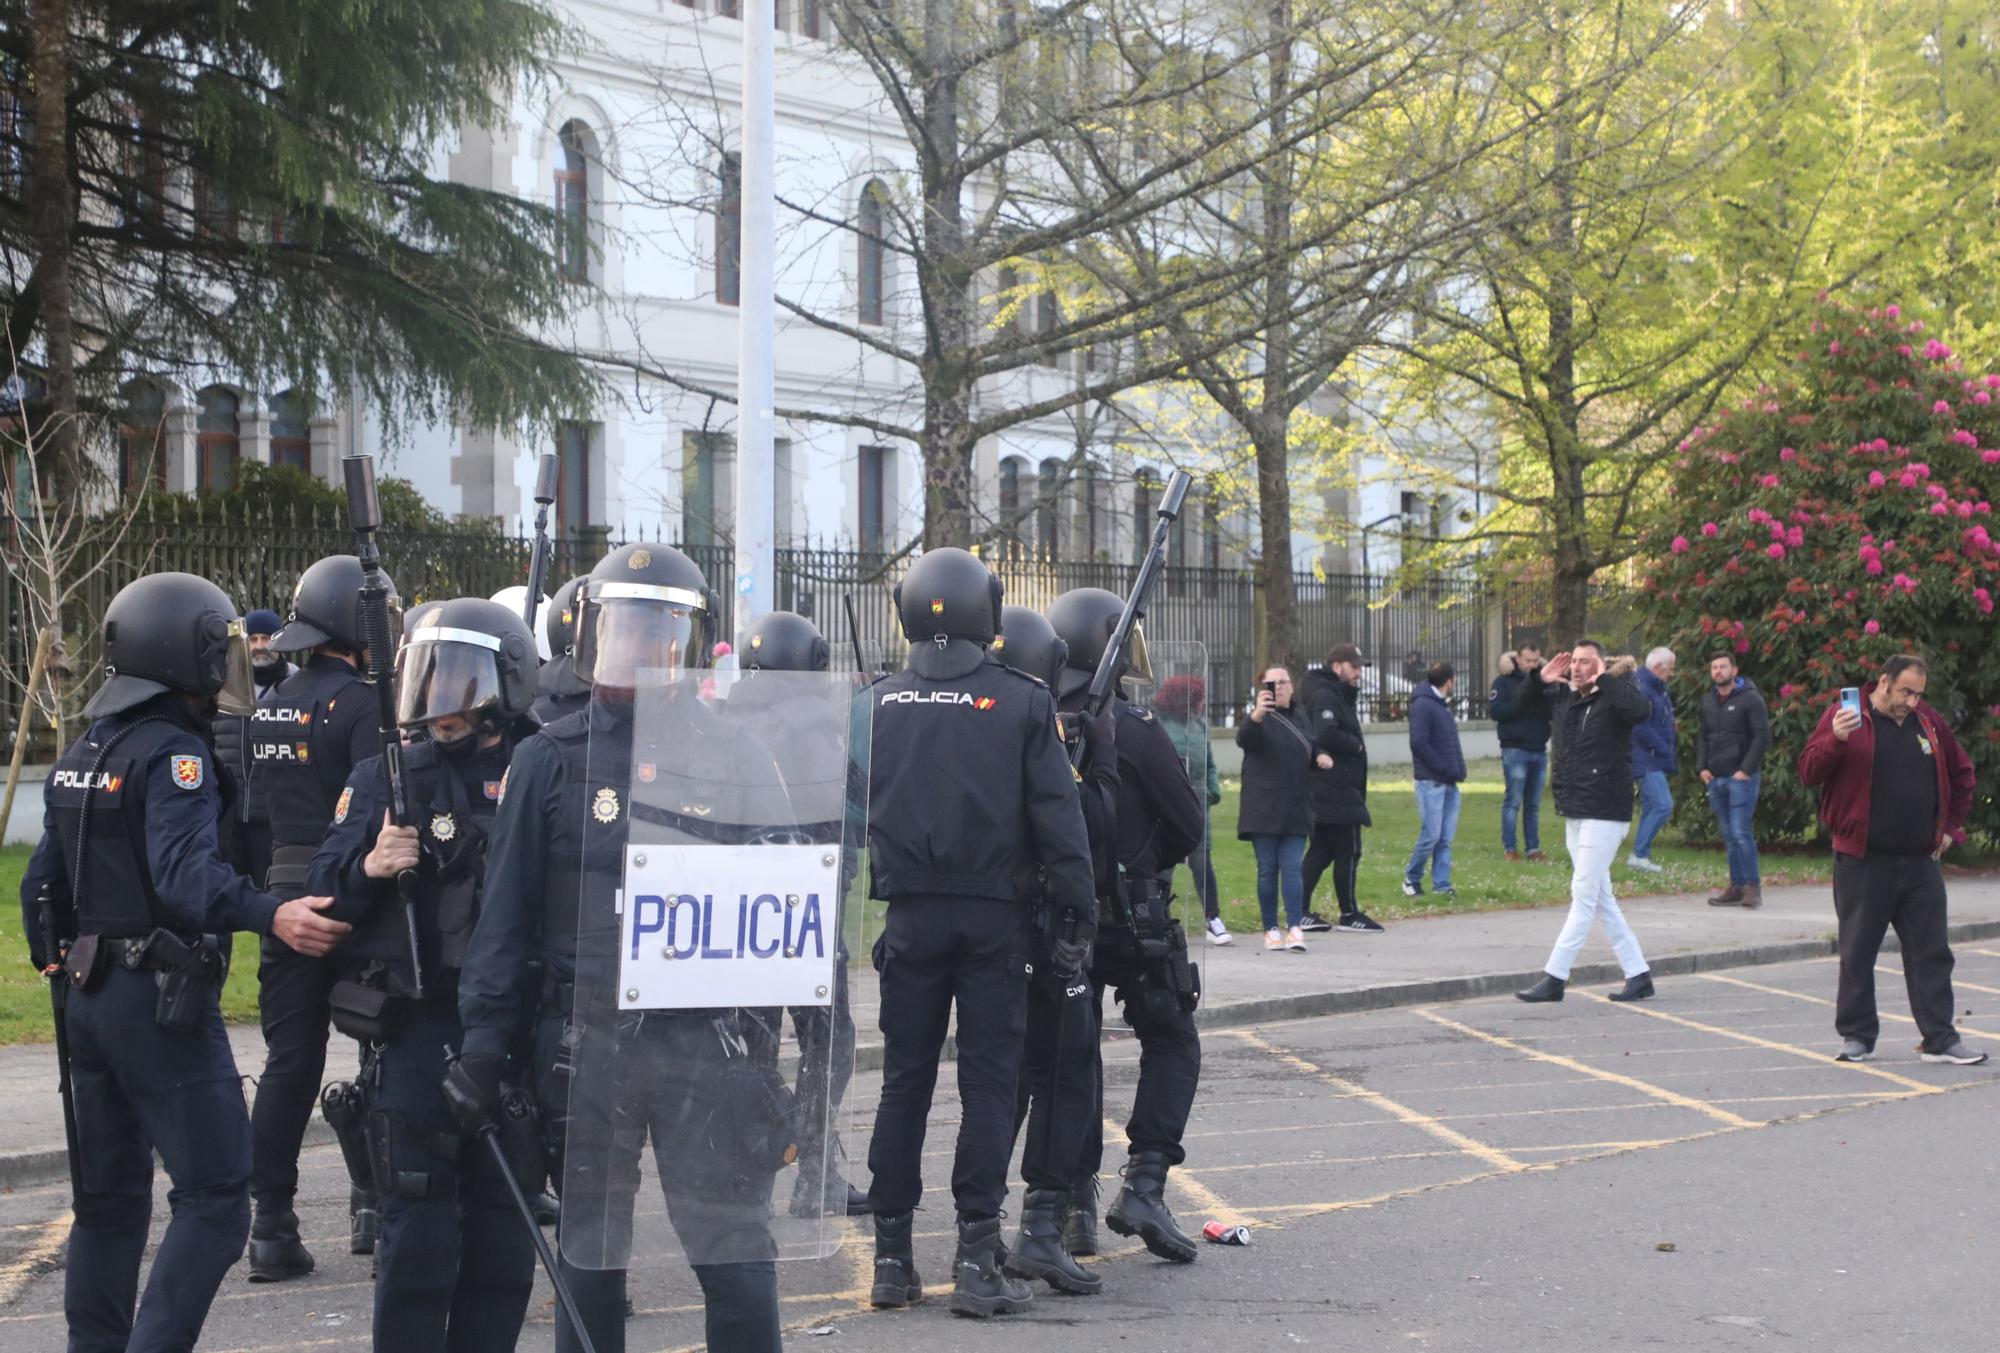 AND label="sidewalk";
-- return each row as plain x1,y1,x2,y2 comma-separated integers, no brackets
5,875,1997,1188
